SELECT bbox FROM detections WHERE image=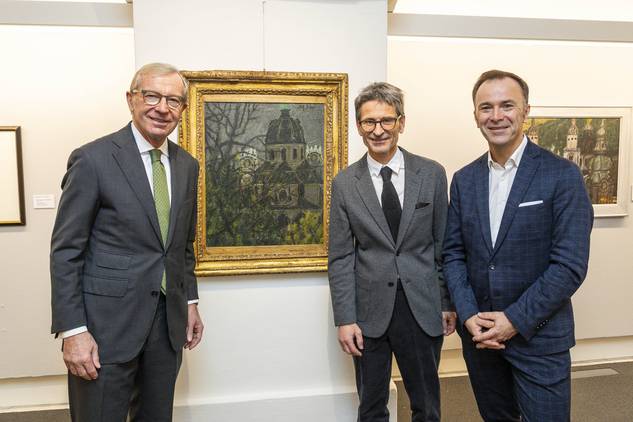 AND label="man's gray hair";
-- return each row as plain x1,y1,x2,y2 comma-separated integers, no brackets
354,82,404,121
129,62,189,102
